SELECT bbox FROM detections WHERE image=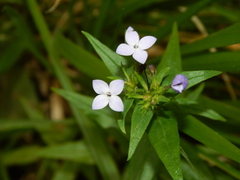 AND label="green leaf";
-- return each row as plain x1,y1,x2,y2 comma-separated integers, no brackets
54,31,110,80
198,96,240,123
161,70,221,91
148,110,183,180
172,109,240,163
181,22,240,54
154,0,211,40
134,72,148,91
118,98,134,134
82,31,127,77
128,104,154,160
157,23,182,74
199,150,240,179
127,134,160,180
176,98,226,121
181,140,214,180
37,141,94,164
183,51,240,72
2,141,94,165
